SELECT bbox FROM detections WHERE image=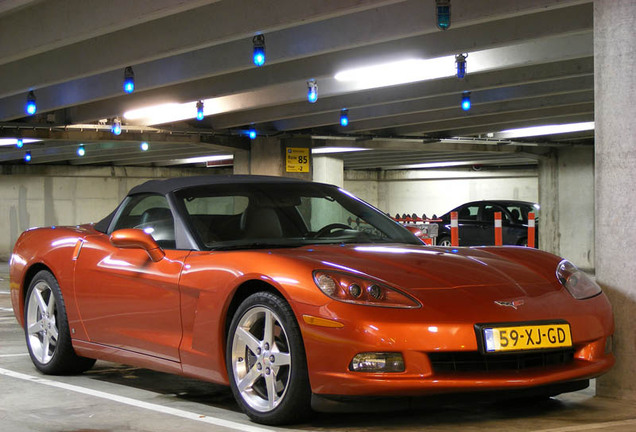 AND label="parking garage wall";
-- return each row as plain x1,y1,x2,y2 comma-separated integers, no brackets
0,165,215,261
344,168,539,218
